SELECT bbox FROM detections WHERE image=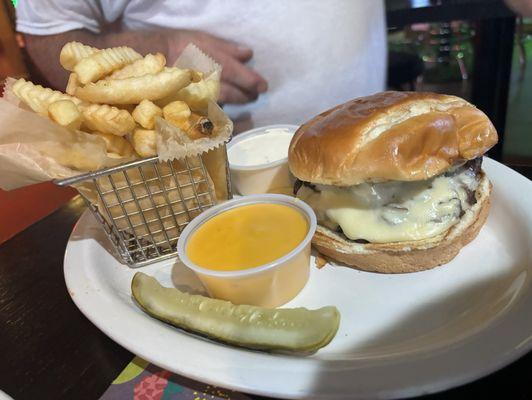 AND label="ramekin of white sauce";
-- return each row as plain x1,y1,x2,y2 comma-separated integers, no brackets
227,125,298,195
